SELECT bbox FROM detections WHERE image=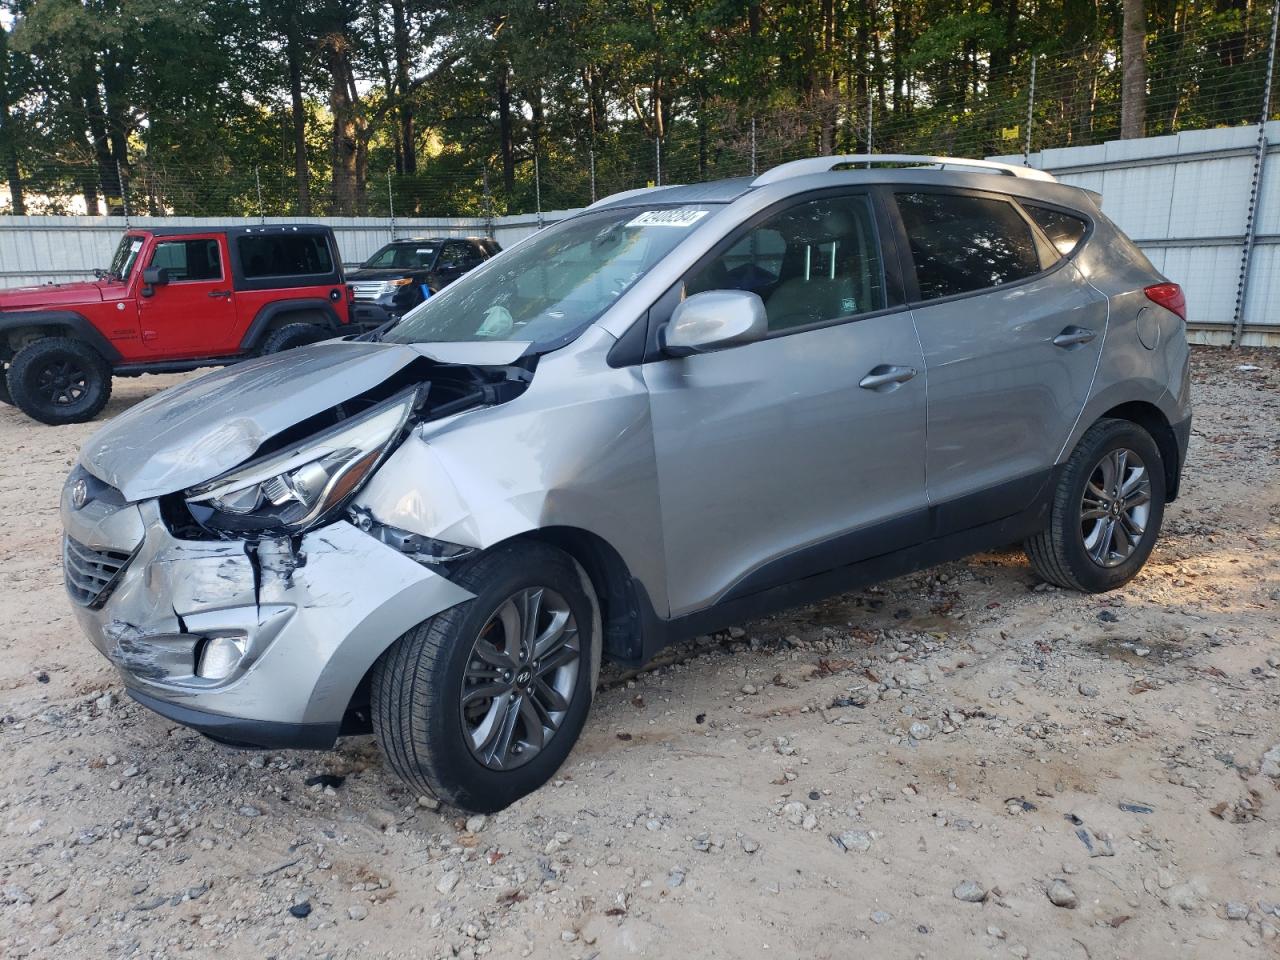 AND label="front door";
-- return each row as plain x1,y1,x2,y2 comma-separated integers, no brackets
889,190,1108,531
137,235,238,358
643,191,929,617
